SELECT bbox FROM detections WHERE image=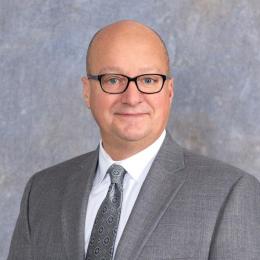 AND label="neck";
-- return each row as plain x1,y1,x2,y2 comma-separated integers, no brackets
101,131,164,161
